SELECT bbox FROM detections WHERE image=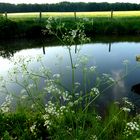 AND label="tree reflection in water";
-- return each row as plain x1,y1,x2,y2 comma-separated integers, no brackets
131,83,140,94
